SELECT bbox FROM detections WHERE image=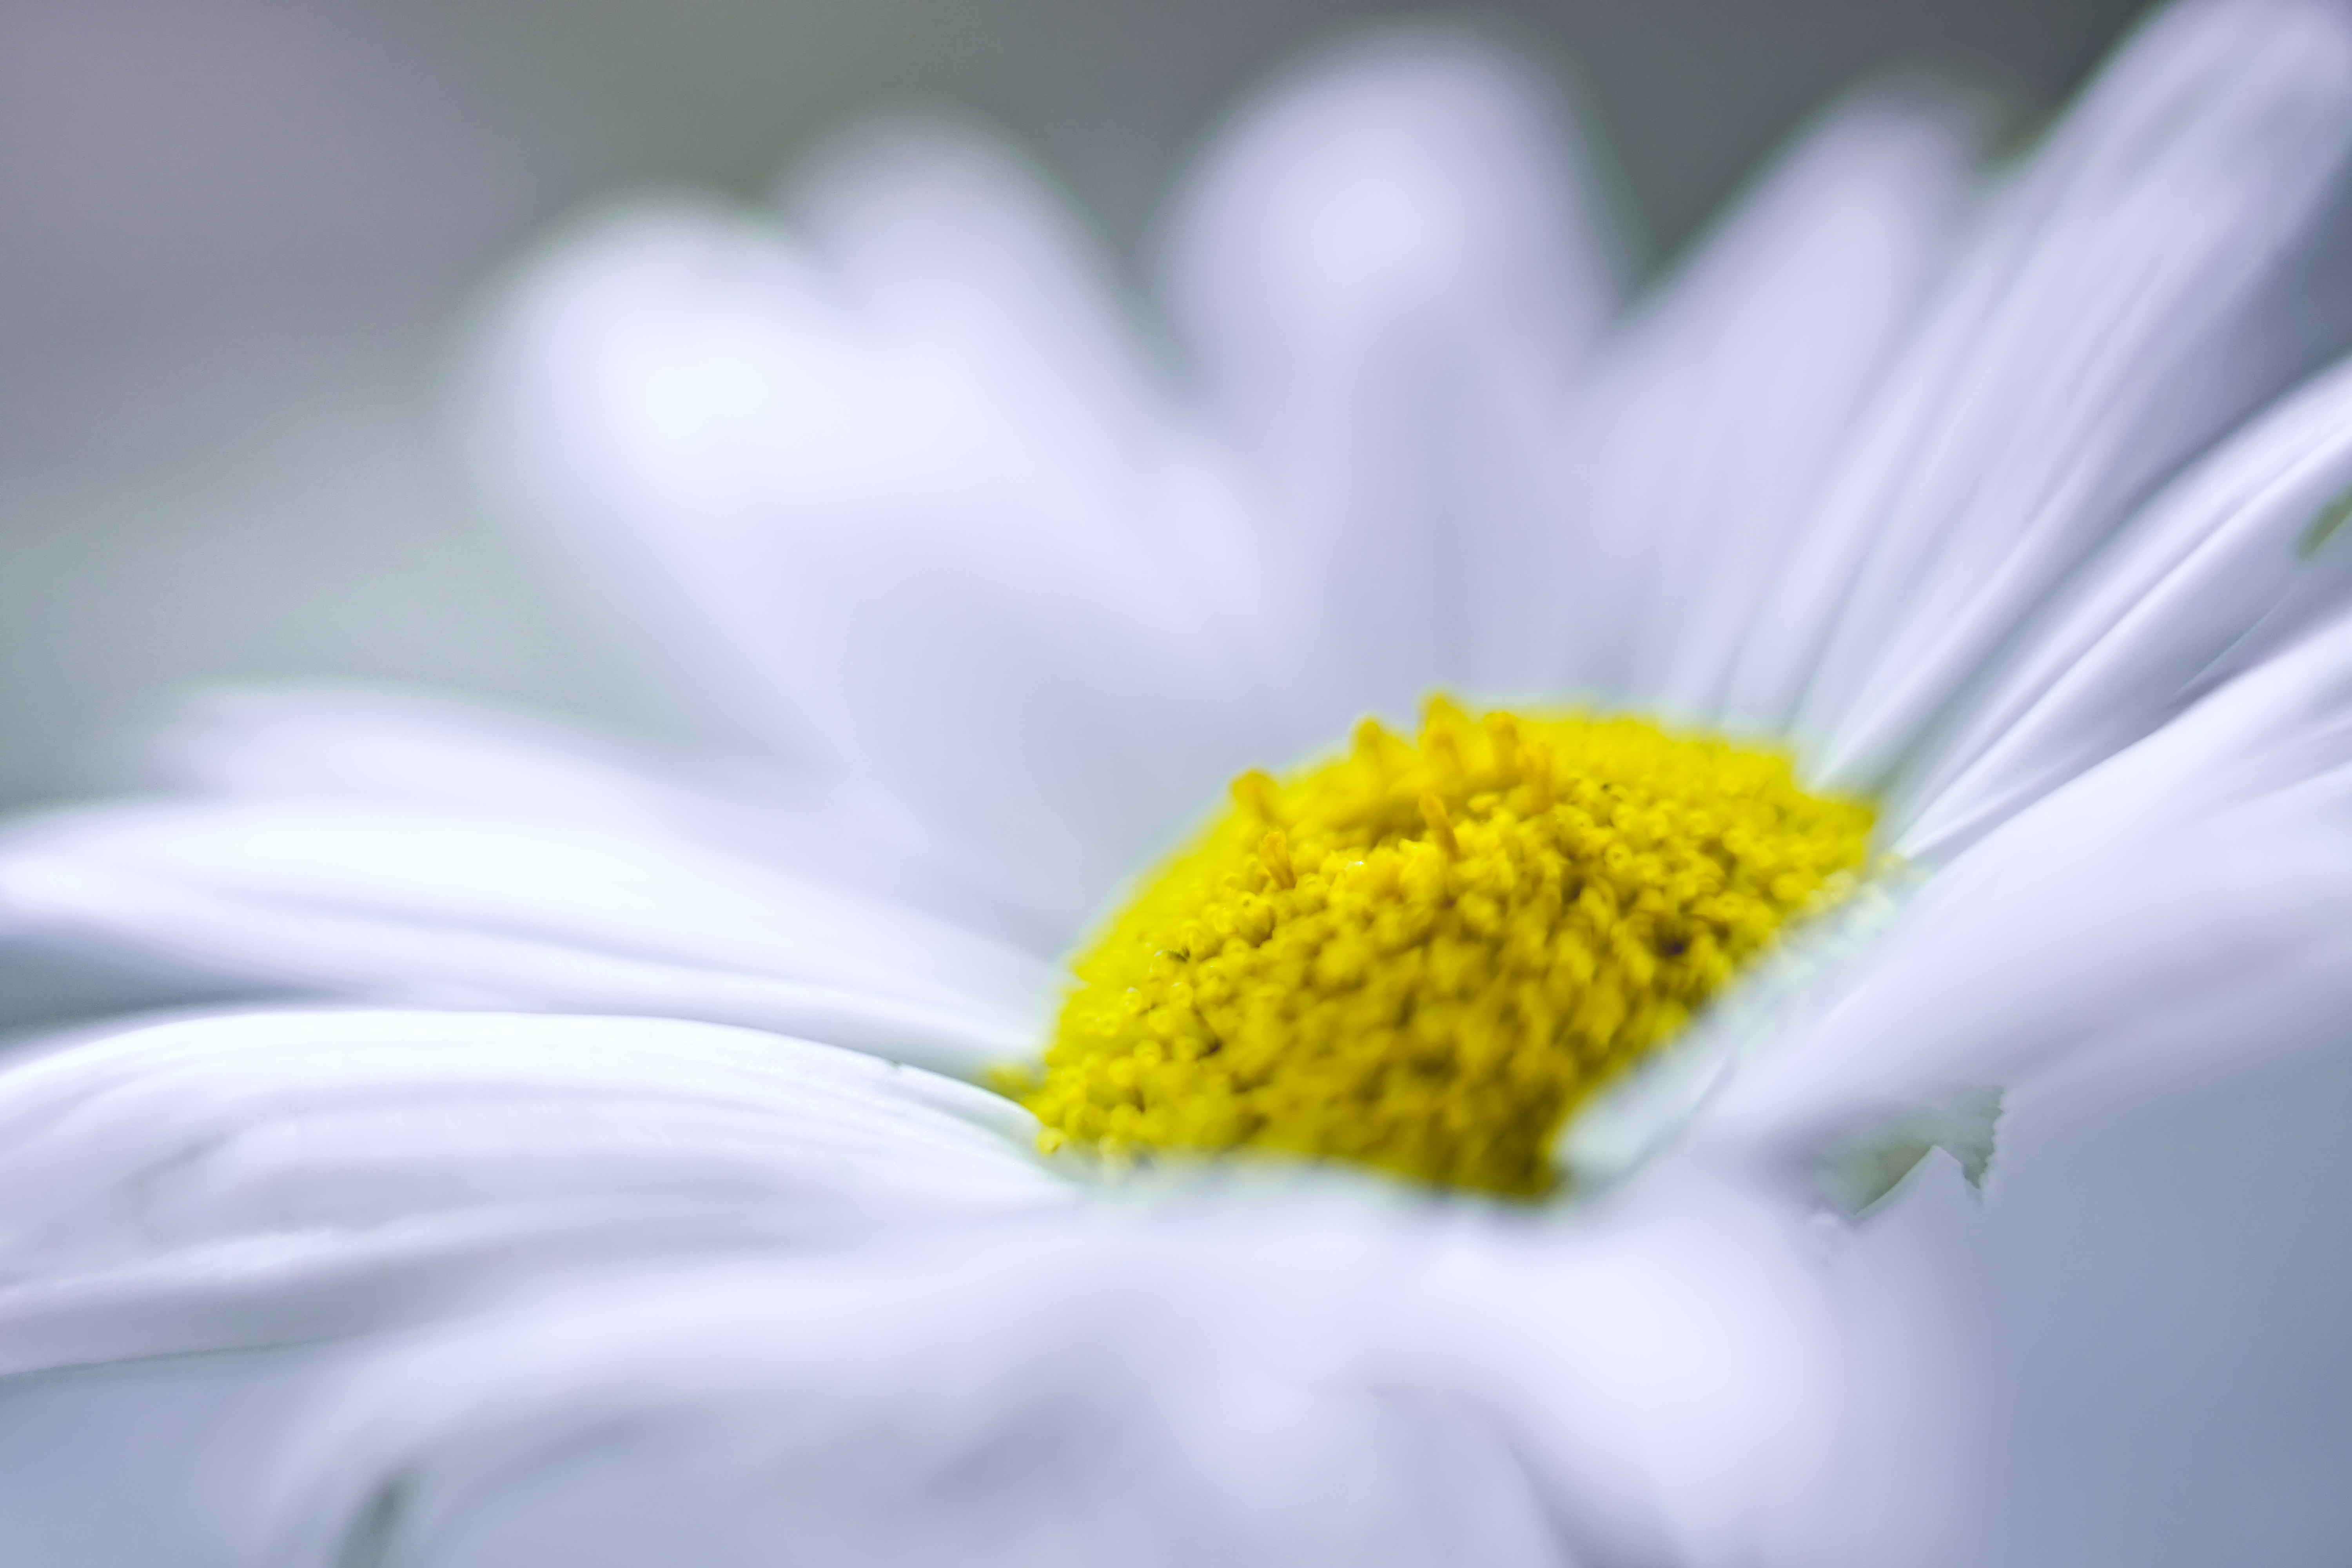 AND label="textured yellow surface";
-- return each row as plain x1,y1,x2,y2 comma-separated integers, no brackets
1012,698,1877,1195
